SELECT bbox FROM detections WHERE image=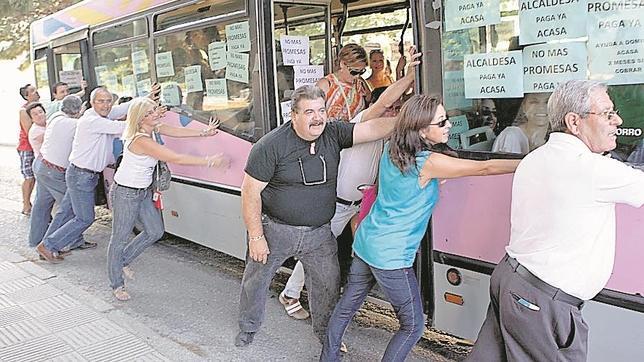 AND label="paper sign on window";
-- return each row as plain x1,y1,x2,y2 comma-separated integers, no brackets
280,35,310,66
280,100,292,124
131,50,149,75
443,70,472,110
294,65,324,90
184,65,203,93
444,0,501,32
156,52,175,78
102,72,119,92
161,82,181,106
519,0,587,45
447,115,470,149
587,6,644,86
226,52,249,84
205,79,228,103
464,51,524,98
122,74,137,97
137,79,152,97
523,42,587,93
208,41,227,70
94,66,108,84
59,70,83,88
226,21,251,52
